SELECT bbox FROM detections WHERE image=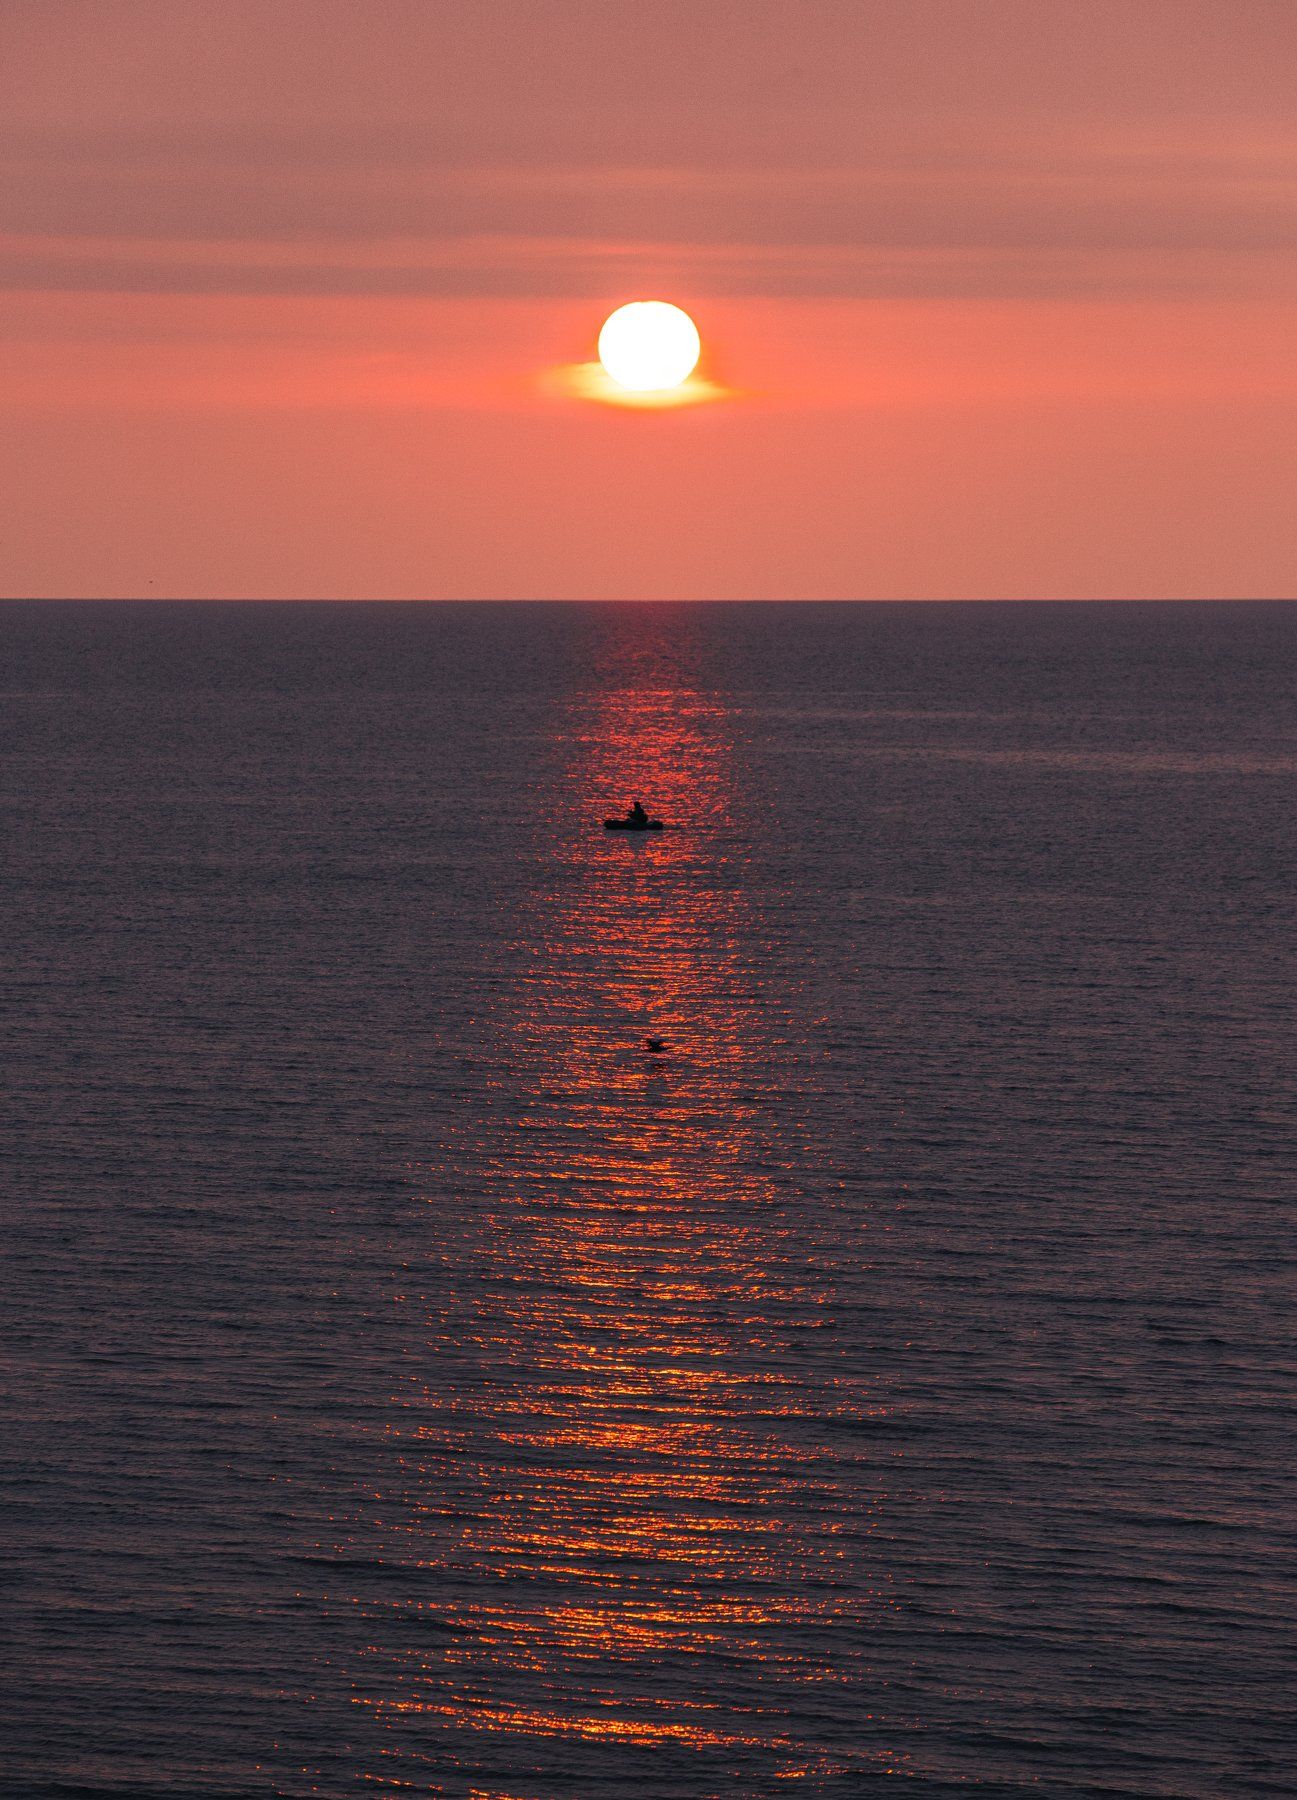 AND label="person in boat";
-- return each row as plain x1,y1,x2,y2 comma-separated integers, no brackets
625,800,649,826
